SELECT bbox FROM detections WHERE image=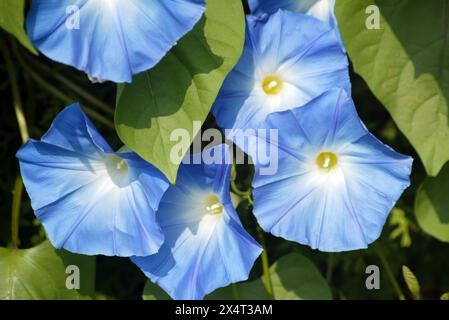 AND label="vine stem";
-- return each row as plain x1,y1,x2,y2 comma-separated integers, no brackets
2,43,29,143
230,164,273,299
231,284,240,300
374,243,405,300
11,177,24,250
326,253,336,283
2,41,29,249
12,42,115,129
21,51,114,116
257,227,274,299
230,164,252,201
